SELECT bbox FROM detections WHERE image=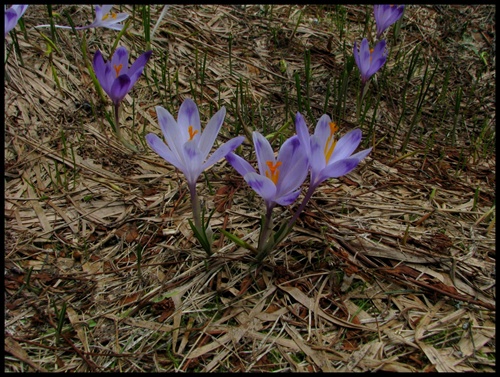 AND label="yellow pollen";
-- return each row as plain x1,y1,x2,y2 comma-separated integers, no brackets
188,125,199,141
265,161,282,185
102,12,117,21
113,64,123,77
323,122,338,163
